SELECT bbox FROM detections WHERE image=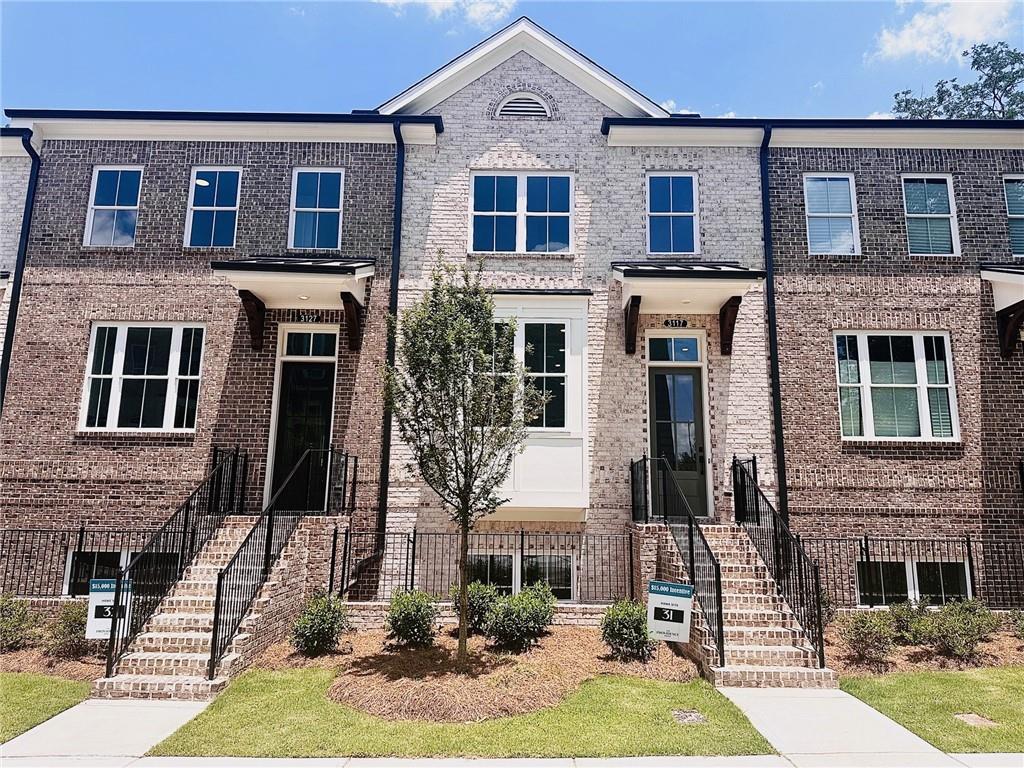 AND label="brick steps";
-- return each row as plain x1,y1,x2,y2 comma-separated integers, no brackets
711,664,836,688
93,674,229,700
